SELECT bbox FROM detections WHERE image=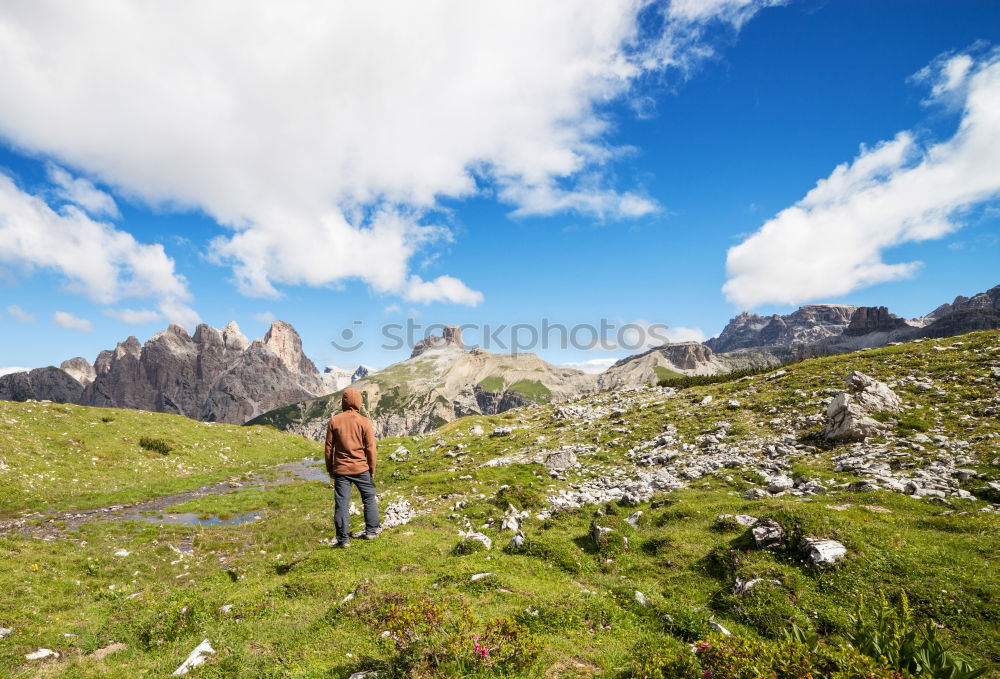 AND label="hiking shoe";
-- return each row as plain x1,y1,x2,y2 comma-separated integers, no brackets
352,530,380,540
332,541,351,549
